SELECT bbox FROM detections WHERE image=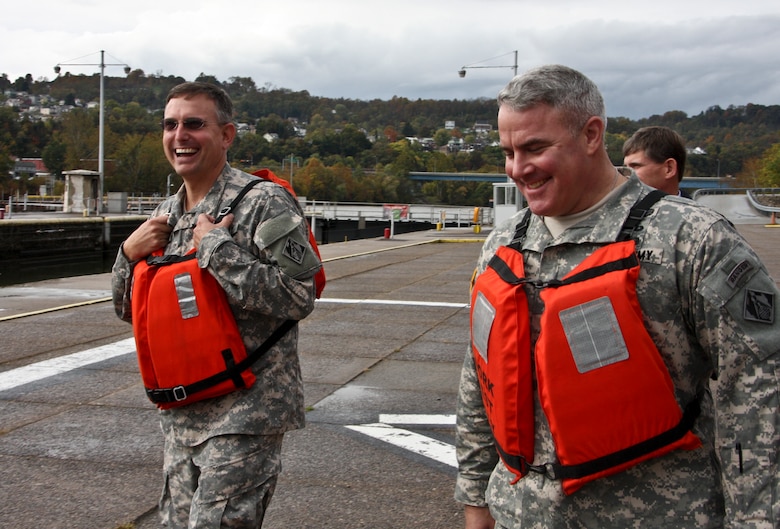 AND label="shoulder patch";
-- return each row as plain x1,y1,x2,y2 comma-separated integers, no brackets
727,259,755,289
743,289,774,324
283,237,307,265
